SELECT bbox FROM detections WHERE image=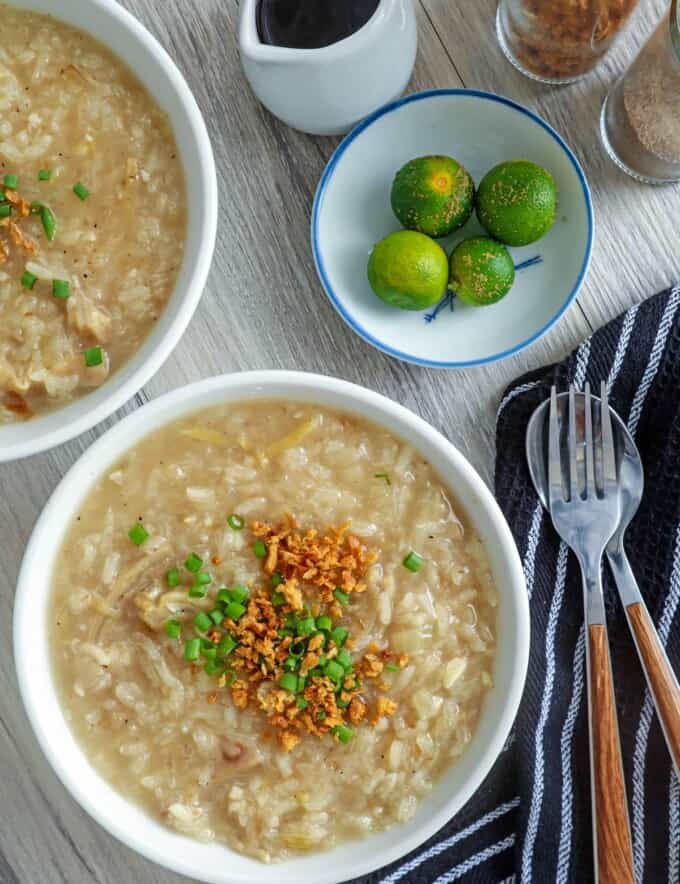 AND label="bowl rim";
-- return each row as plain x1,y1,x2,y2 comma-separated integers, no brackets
14,370,530,884
311,87,594,370
0,0,218,461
